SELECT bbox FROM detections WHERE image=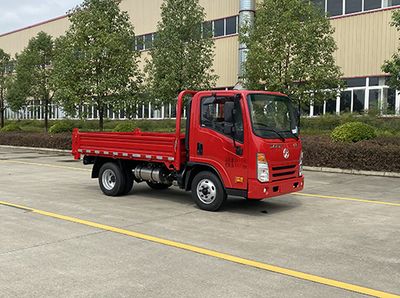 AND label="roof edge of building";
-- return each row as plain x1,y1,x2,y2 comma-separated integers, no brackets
0,14,69,38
